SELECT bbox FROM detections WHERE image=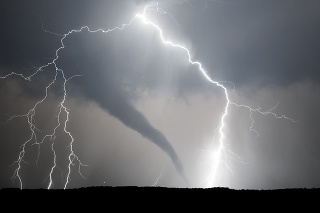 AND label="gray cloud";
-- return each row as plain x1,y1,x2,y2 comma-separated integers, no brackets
1,0,320,189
